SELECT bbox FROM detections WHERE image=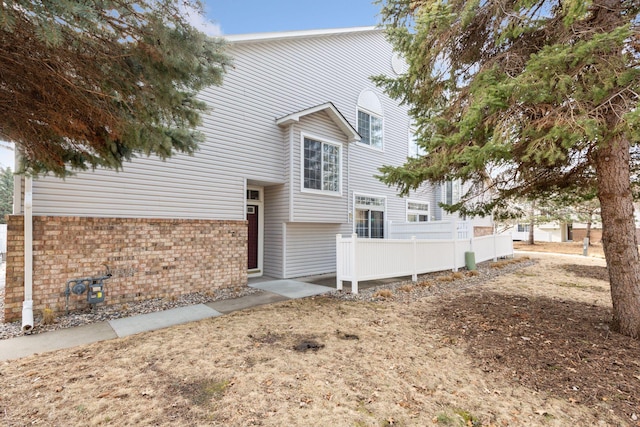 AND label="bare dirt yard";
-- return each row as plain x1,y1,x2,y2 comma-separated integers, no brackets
1,252,639,426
